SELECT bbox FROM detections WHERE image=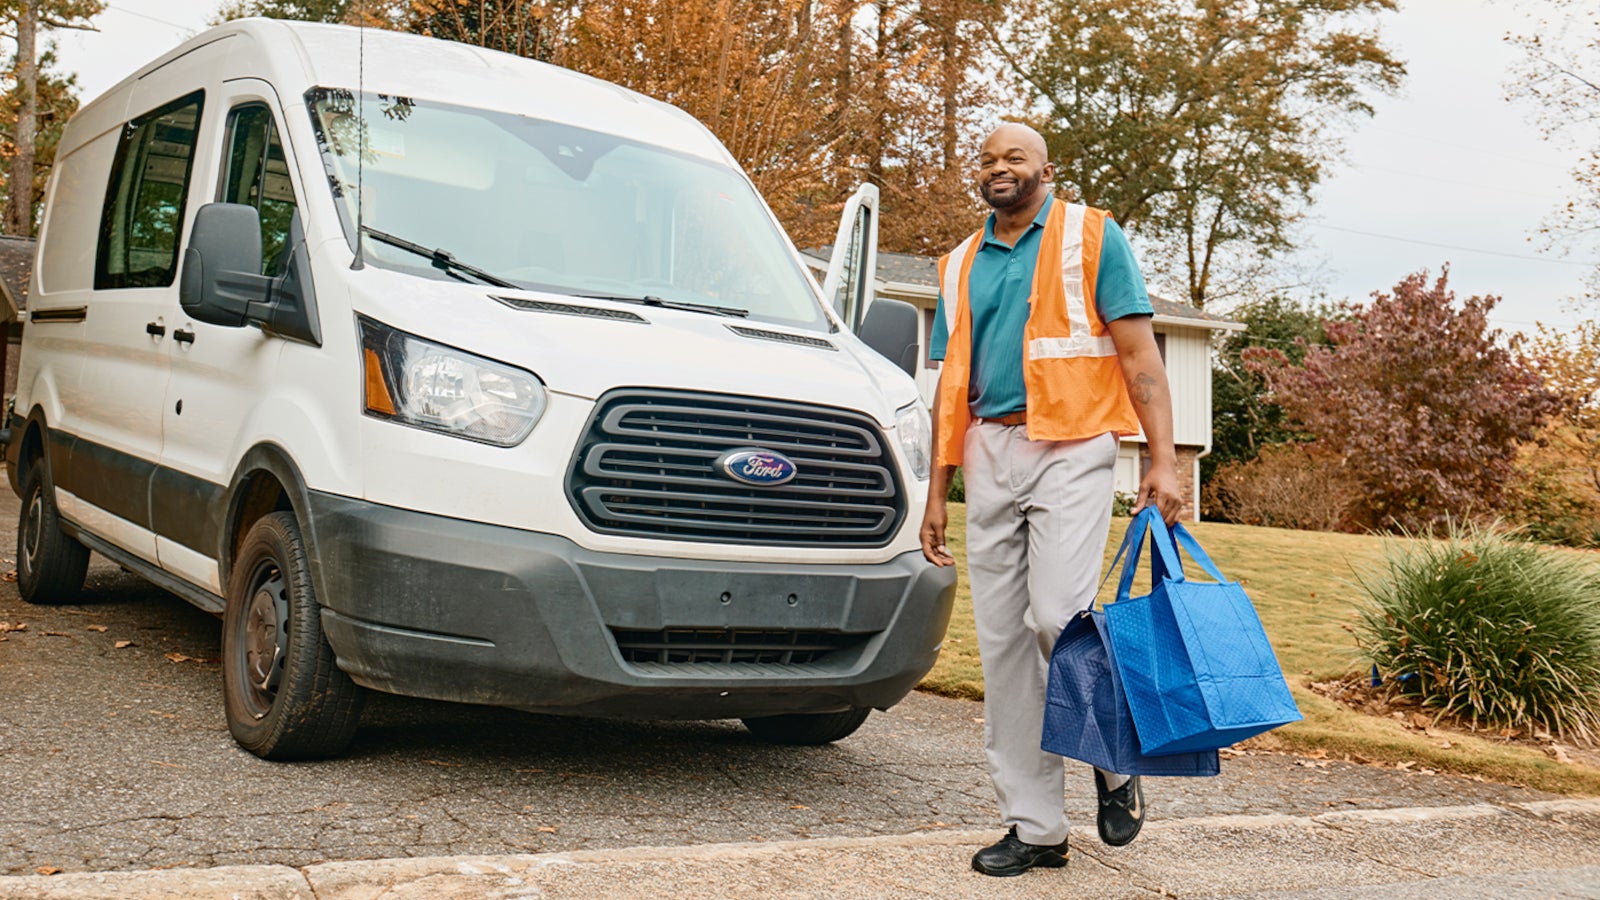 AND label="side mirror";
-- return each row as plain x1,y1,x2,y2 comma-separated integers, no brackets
179,203,269,327
858,297,920,377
